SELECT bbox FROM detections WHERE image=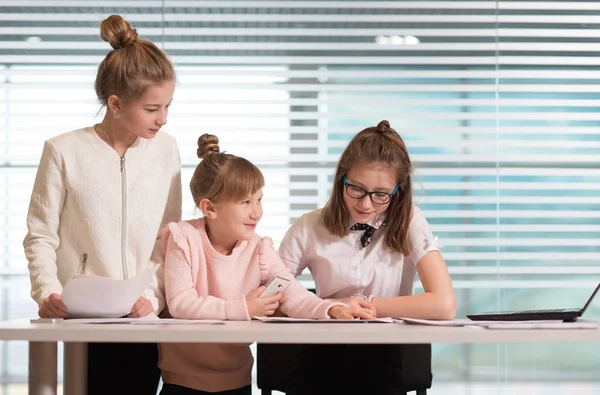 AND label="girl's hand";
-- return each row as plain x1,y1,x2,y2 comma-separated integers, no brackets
338,296,377,317
128,297,154,318
327,305,375,320
39,293,69,318
245,286,283,318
